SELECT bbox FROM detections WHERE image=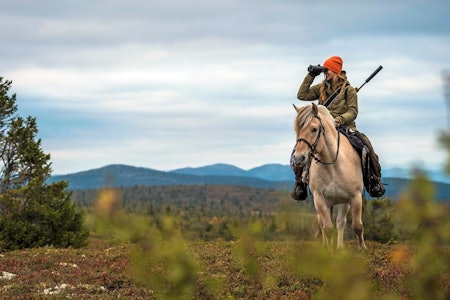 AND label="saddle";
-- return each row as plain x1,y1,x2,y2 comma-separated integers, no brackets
338,127,383,197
